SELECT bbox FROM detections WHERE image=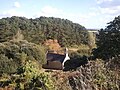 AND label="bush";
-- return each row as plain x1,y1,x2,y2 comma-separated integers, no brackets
64,52,88,71
16,60,55,90
0,55,18,74
25,73,55,90
0,40,46,74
